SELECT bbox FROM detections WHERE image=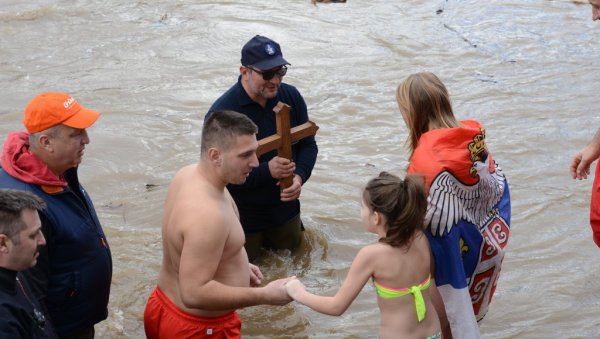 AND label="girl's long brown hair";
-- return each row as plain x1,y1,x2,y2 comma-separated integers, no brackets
363,172,428,249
